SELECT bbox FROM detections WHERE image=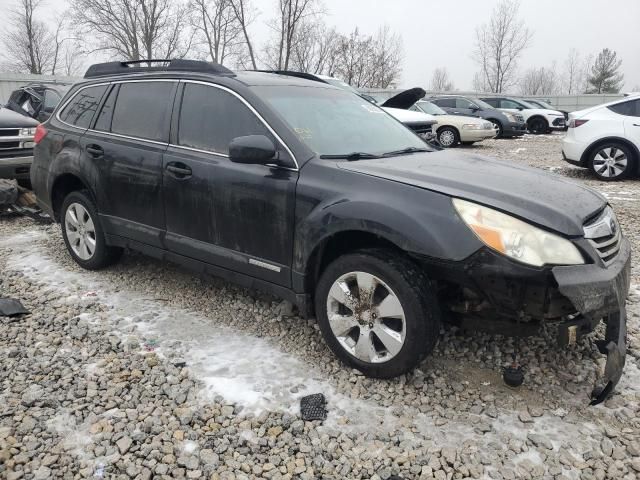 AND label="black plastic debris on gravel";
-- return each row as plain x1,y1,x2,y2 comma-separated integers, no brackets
0,298,30,317
300,393,327,421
